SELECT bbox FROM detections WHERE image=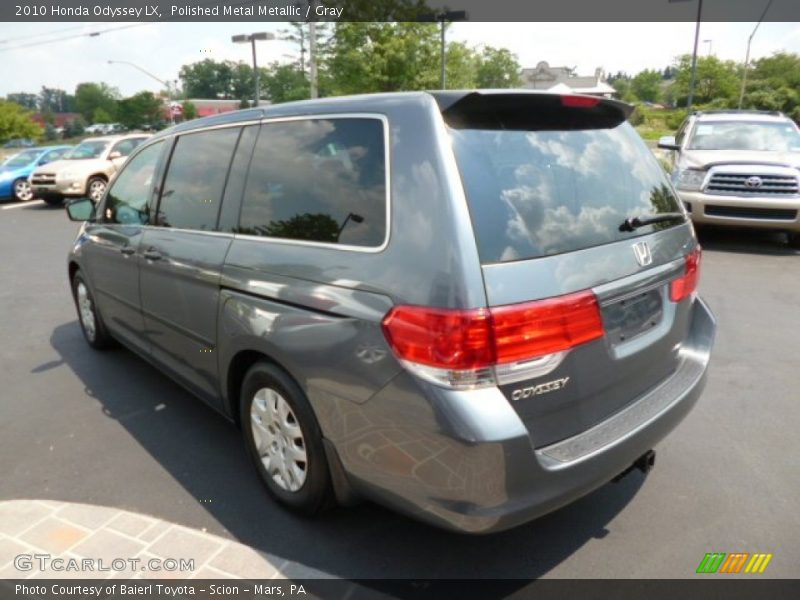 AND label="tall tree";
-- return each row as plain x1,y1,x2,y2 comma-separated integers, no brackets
39,87,74,112
261,63,310,104
6,93,38,111
0,100,43,143
671,55,739,107
179,59,235,99
630,69,663,102
115,92,164,129
475,47,521,88
74,83,119,122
